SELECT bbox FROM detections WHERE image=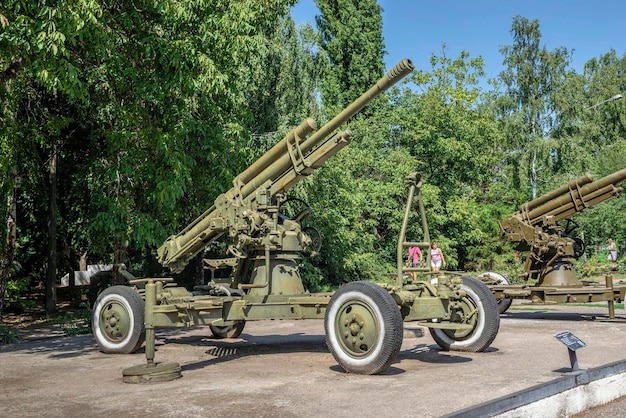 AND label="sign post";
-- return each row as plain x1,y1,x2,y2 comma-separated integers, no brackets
554,331,586,372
